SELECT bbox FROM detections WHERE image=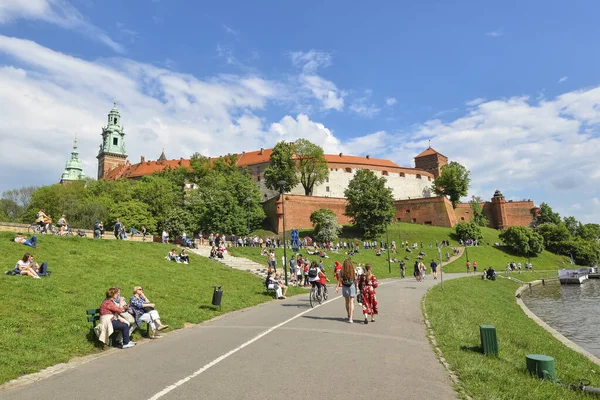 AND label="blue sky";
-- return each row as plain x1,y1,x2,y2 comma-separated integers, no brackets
0,0,599,223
